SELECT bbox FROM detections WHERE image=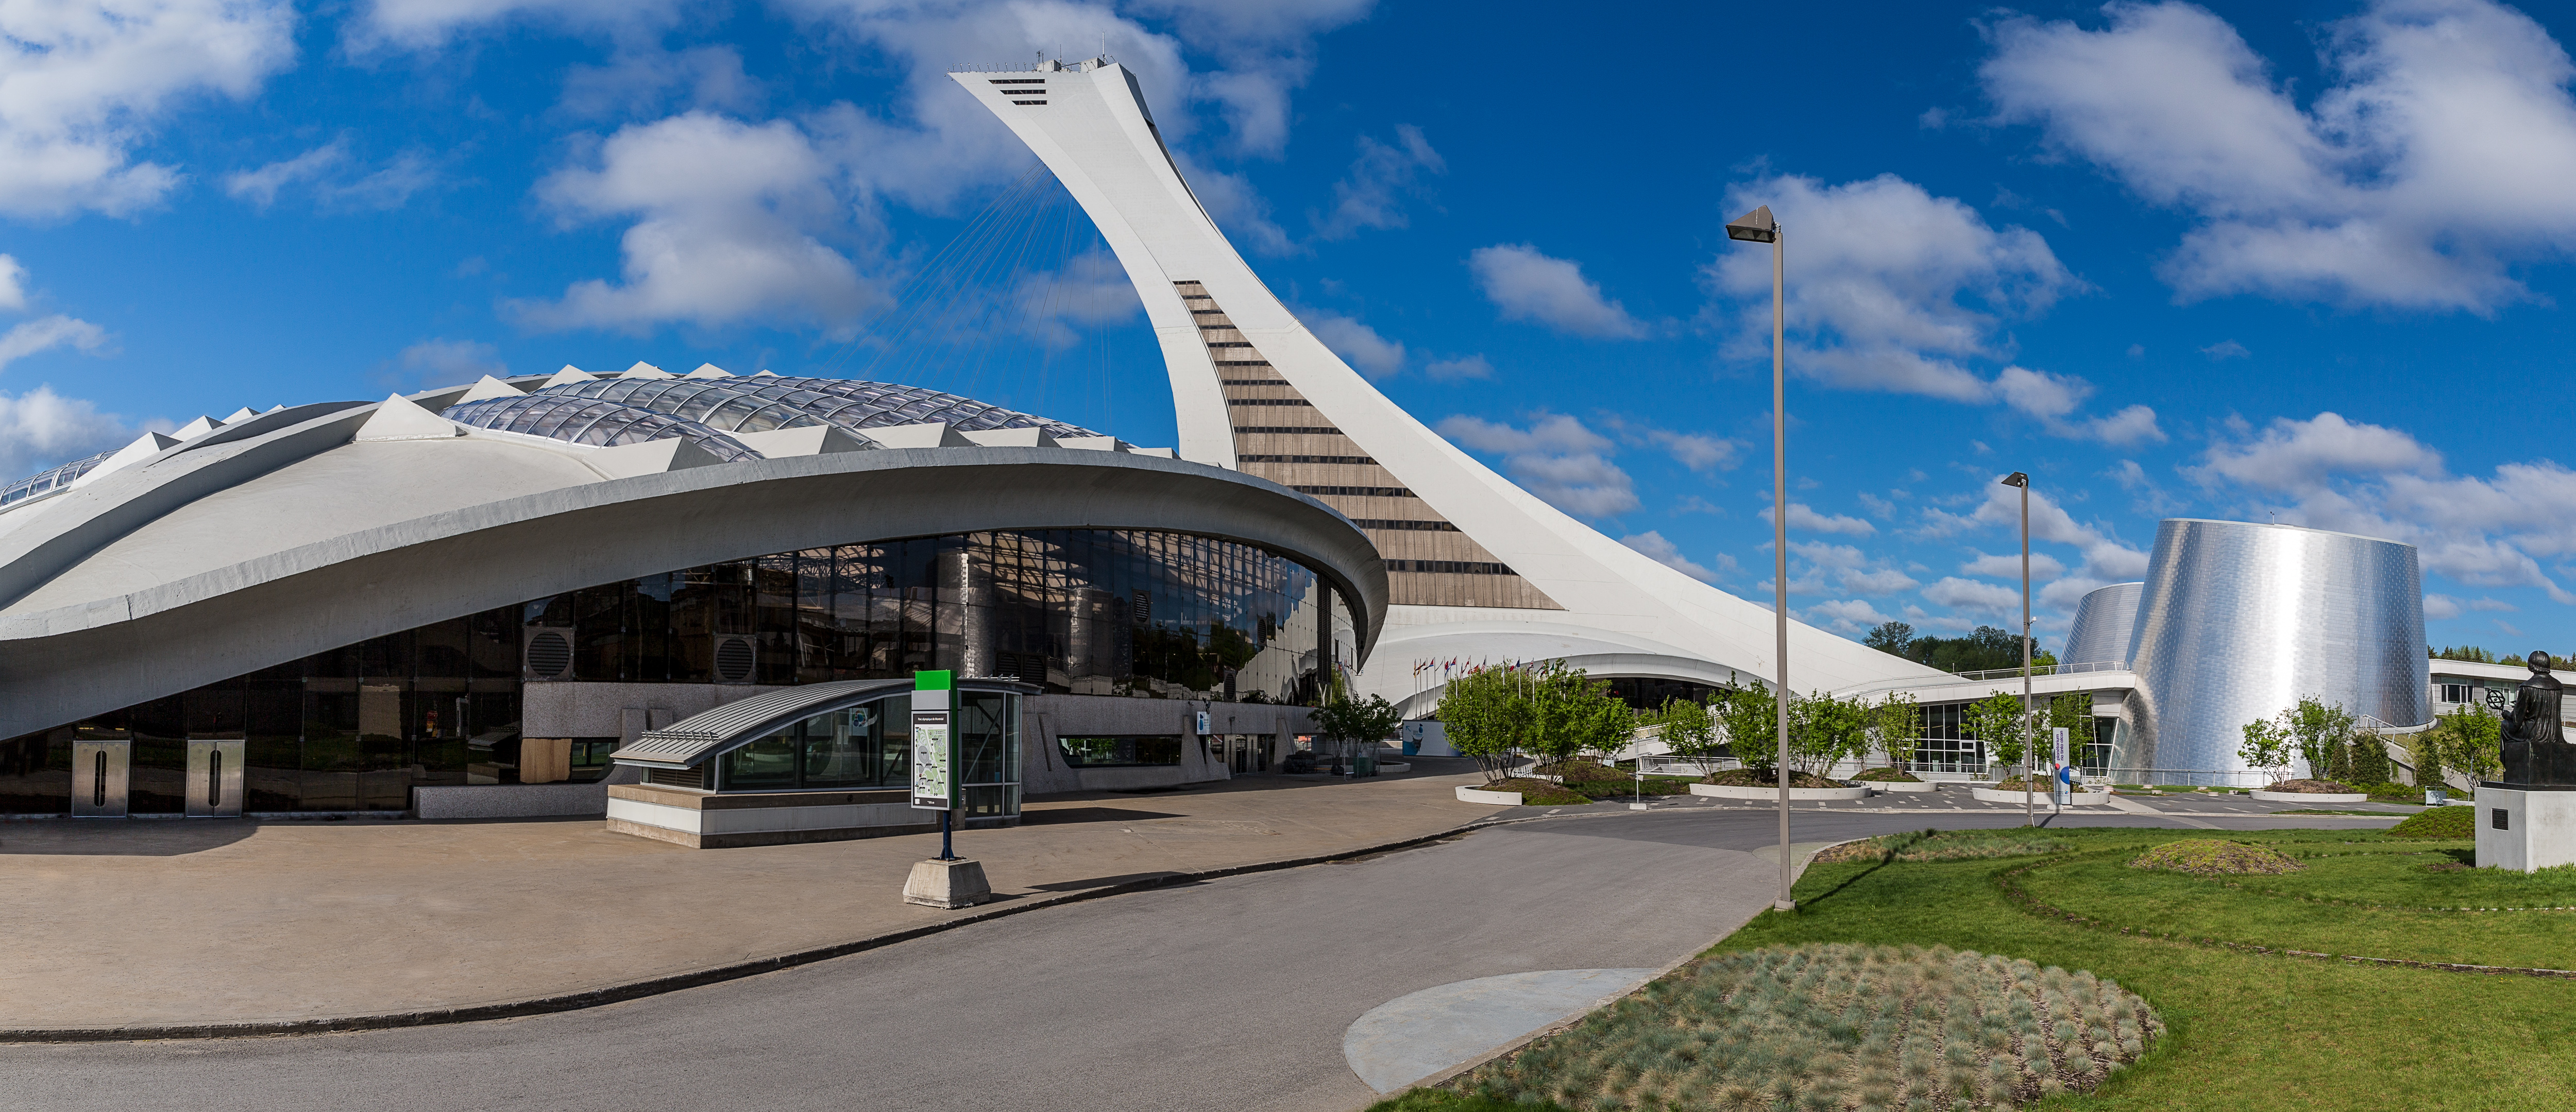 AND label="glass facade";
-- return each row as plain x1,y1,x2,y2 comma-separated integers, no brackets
1058,735,1184,767
0,528,1351,814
